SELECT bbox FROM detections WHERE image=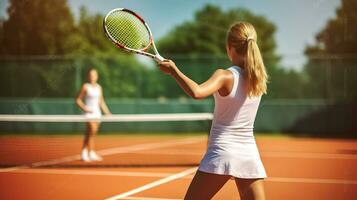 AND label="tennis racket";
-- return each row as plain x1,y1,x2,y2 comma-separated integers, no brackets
103,8,165,62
